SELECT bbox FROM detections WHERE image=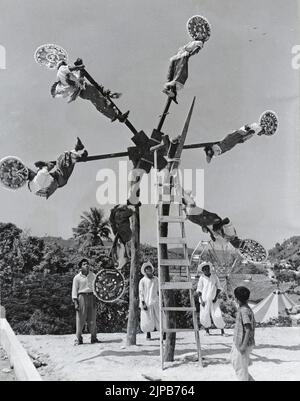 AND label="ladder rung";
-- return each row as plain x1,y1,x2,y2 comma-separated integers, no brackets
164,328,197,333
159,237,187,244
162,307,196,312
160,259,190,266
159,216,185,223
161,282,193,290
158,183,173,187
